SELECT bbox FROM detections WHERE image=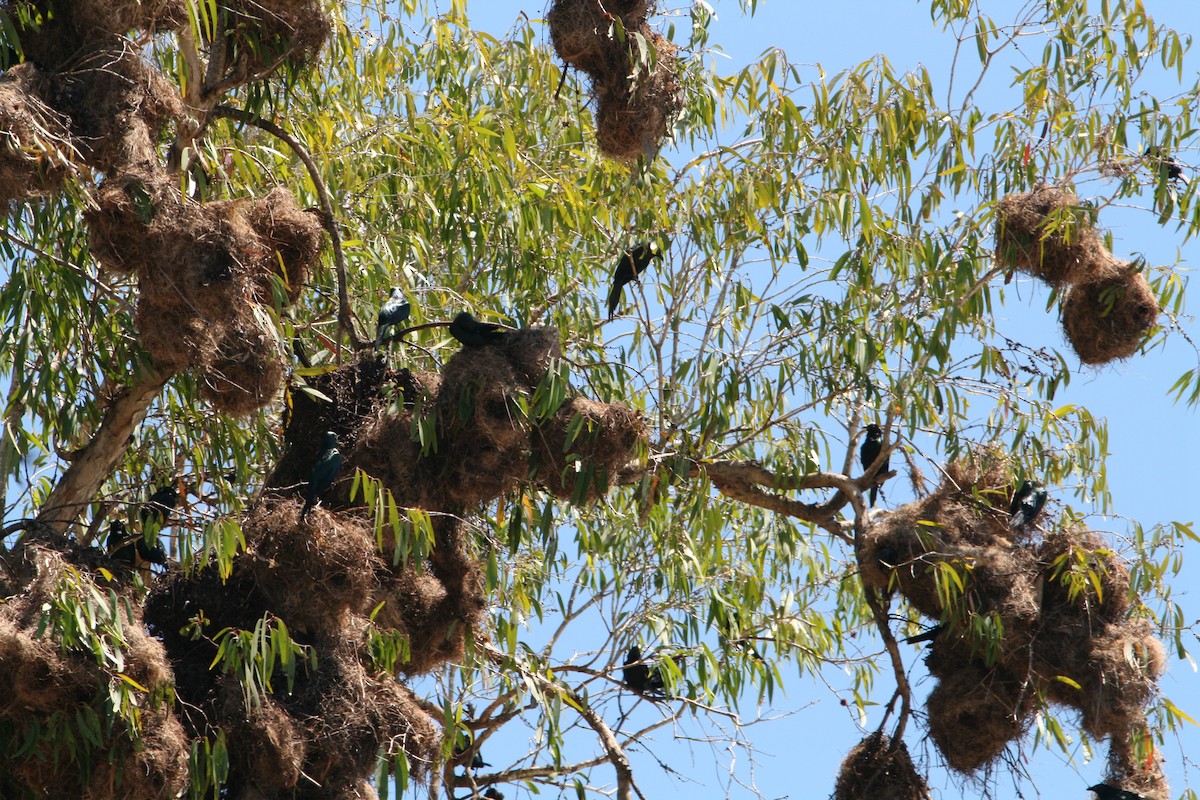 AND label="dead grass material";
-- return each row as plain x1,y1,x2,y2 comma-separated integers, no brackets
241,186,325,304
199,306,286,416
547,0,679,163
859,456,1166,774
213,0,332,87
994,186,1115,287
49,45,182,174
1,0,186,67
532,396,646,501
594,34,681,163
0,63,77,204
242,501,380,635
1106,730,1171,800
833,732,931,800
1062,268,1160,365
925,662,1034,773
0,541,187,800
